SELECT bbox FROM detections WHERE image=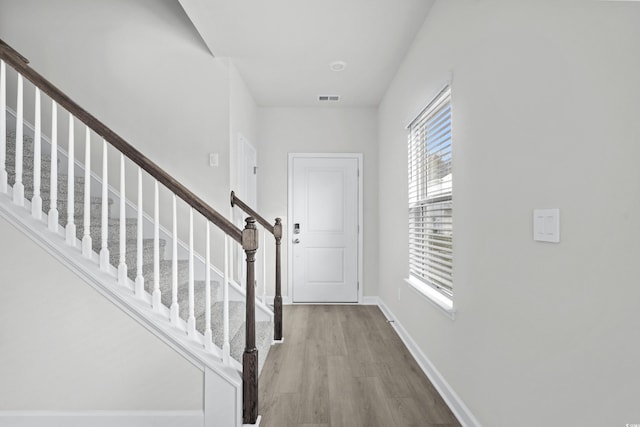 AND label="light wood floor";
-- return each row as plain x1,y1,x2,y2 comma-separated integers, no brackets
258,305,461,427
